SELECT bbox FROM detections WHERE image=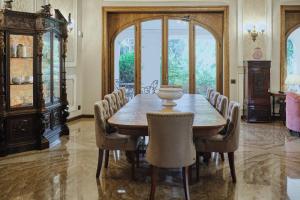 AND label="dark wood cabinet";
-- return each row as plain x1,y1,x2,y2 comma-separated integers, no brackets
0,8,69,156
243,61,271,122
